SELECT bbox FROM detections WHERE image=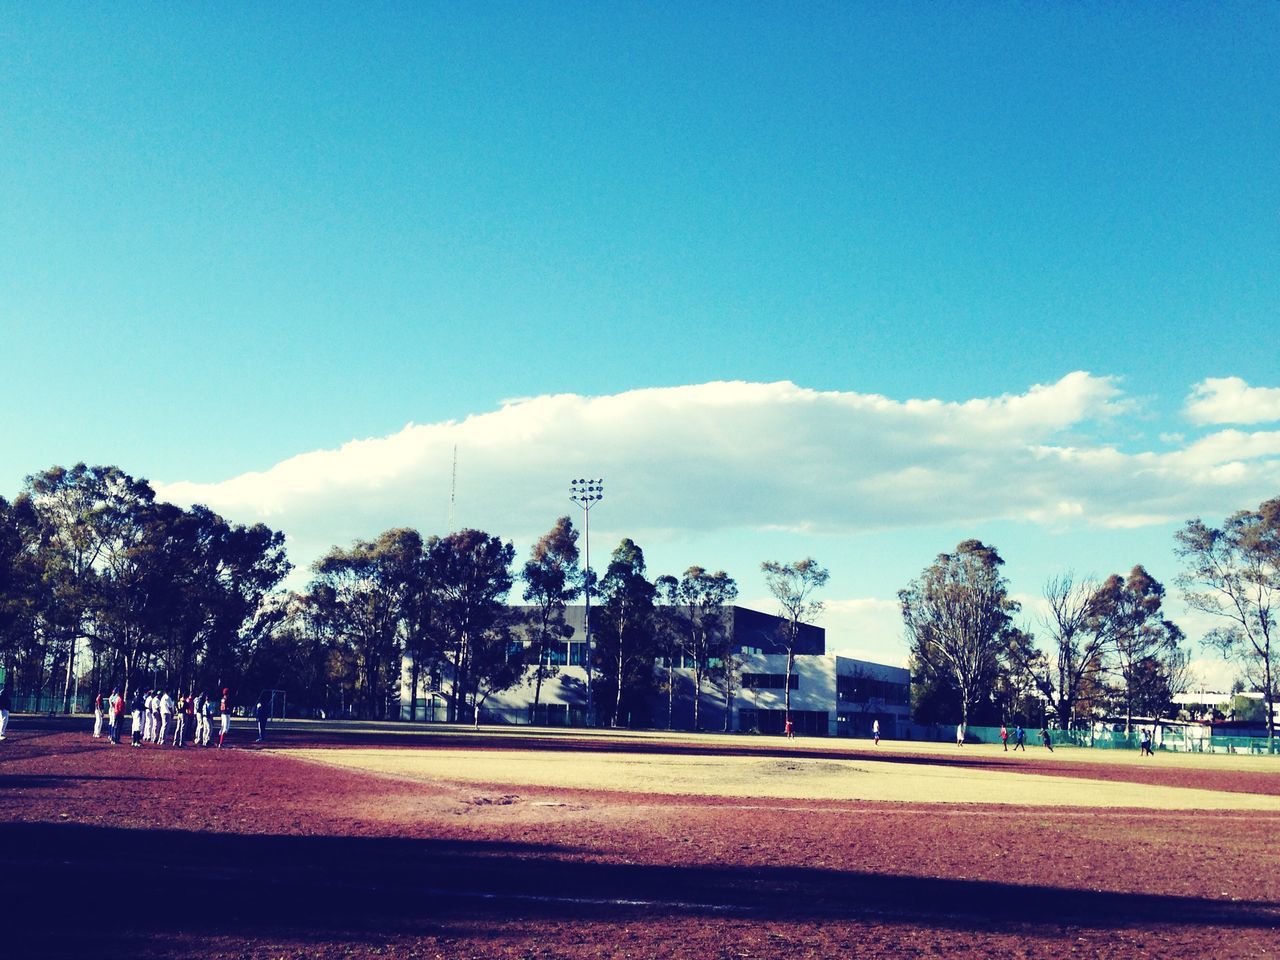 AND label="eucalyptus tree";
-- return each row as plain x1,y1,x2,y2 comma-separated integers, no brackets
25,464,155,708
521,516,582,715
1005,574,1110,728
0,494,44,695
900,541,1018,730
671,566,738,731
594,538,656,728
430,528,516,723
653,574,683,730
401,533,444,723
311,528,418,719
1176,497,1280,739
1091,565,1184,733
761,557,829,724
